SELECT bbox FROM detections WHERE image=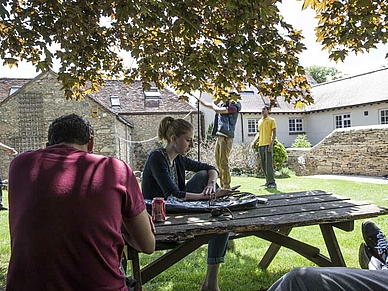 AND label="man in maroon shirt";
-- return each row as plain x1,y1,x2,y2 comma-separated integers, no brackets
6,114,155,291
